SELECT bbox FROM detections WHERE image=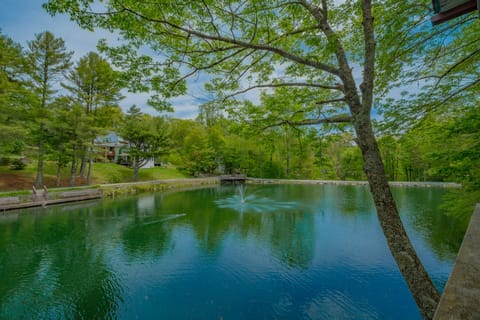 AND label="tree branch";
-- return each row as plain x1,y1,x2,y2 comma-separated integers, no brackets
432,78,480,109
261,115,352,129
119,4,342,78
170,47,249,88
392,15,474,63
298,0,362,112
200,0,222,38
316,98,345,105
222,82,343,100
360,0,375,112
433,48,480,87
